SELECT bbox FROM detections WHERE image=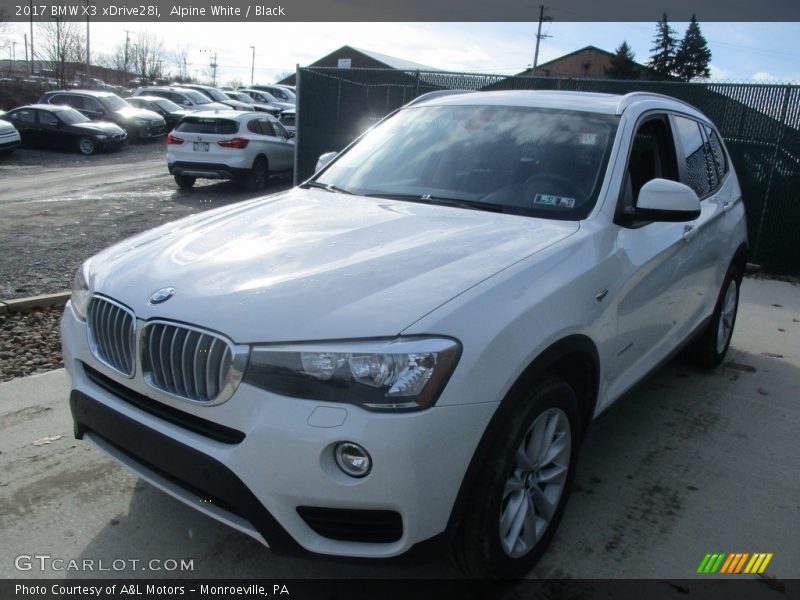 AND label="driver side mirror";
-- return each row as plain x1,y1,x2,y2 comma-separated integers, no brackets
315,151,337,172
632,179,701,222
